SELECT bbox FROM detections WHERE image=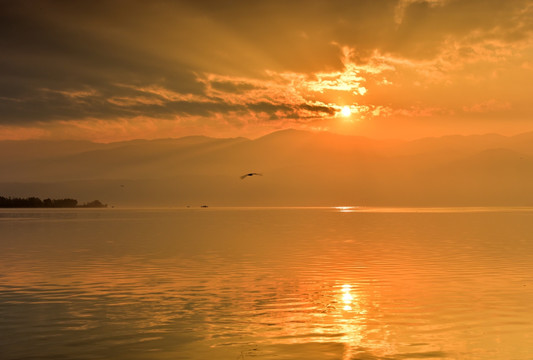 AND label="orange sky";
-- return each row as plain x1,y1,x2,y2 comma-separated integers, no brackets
1,0,532,142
